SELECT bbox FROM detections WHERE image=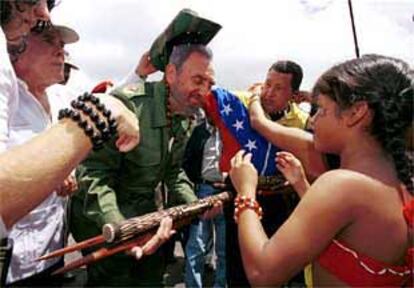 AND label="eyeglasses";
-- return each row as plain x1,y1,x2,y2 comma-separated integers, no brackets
31,20,52,33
